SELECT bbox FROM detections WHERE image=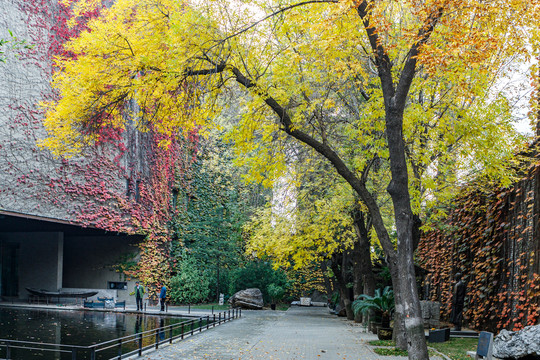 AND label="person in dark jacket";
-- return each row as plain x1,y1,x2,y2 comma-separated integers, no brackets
133,282,145,311
451,273,466,331
159,285,167,311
